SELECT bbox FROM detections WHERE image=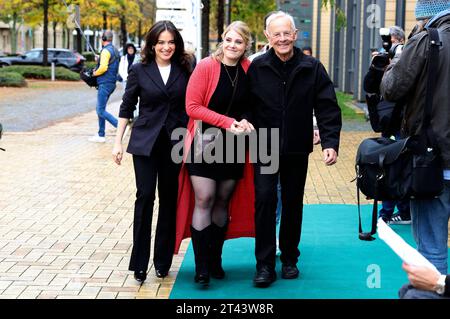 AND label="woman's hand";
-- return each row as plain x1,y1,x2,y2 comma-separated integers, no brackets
229,120,245,135
237,119,255,133
112,143,123,165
